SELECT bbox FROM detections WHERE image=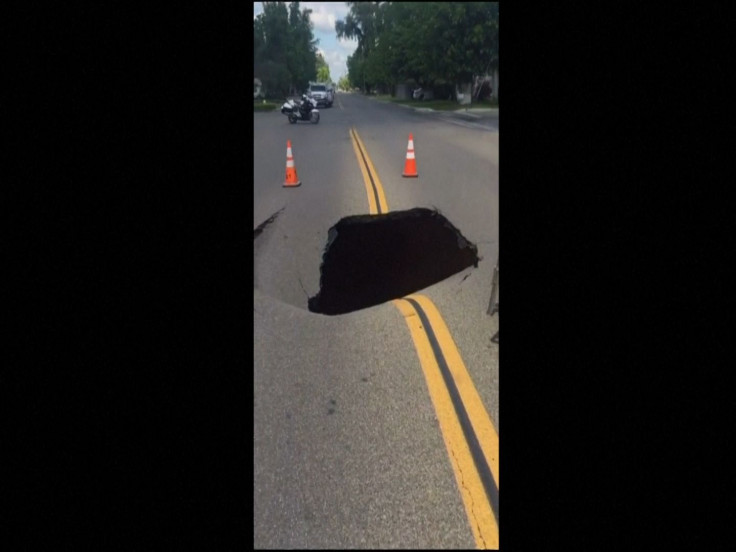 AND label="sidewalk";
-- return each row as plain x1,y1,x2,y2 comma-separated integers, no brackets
452,107,499,120
371,96,498,120
409,105,498,121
